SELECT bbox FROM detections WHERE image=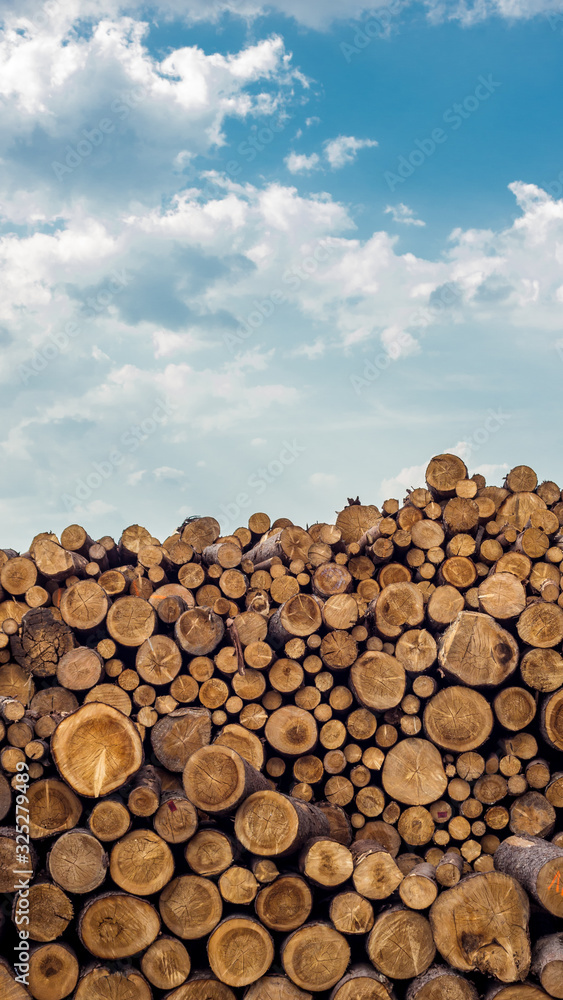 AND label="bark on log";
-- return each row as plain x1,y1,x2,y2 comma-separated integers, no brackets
531,933,563,999
494,834,563,917
405,965,478,1000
